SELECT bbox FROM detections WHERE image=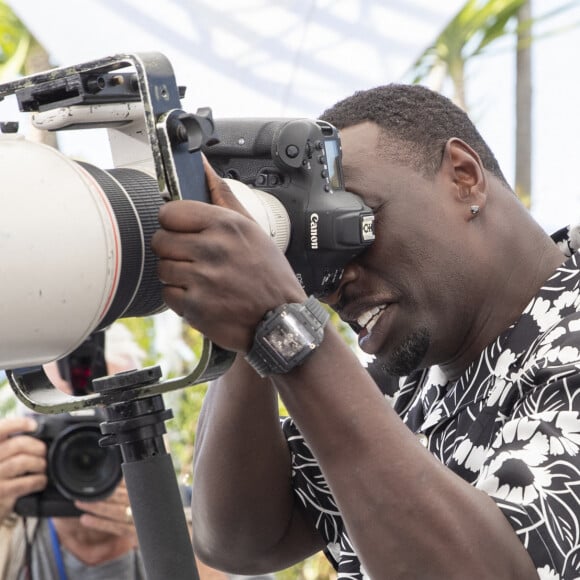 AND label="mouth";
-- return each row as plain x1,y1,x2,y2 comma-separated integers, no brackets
347,304,388,337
